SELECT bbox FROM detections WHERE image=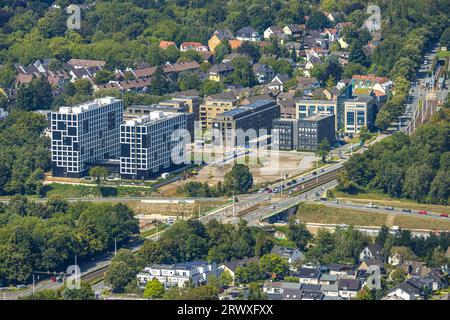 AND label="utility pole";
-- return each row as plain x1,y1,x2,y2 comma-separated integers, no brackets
316,153,319,183
114,238,117,255
198,204,201,220
32,274,35,296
